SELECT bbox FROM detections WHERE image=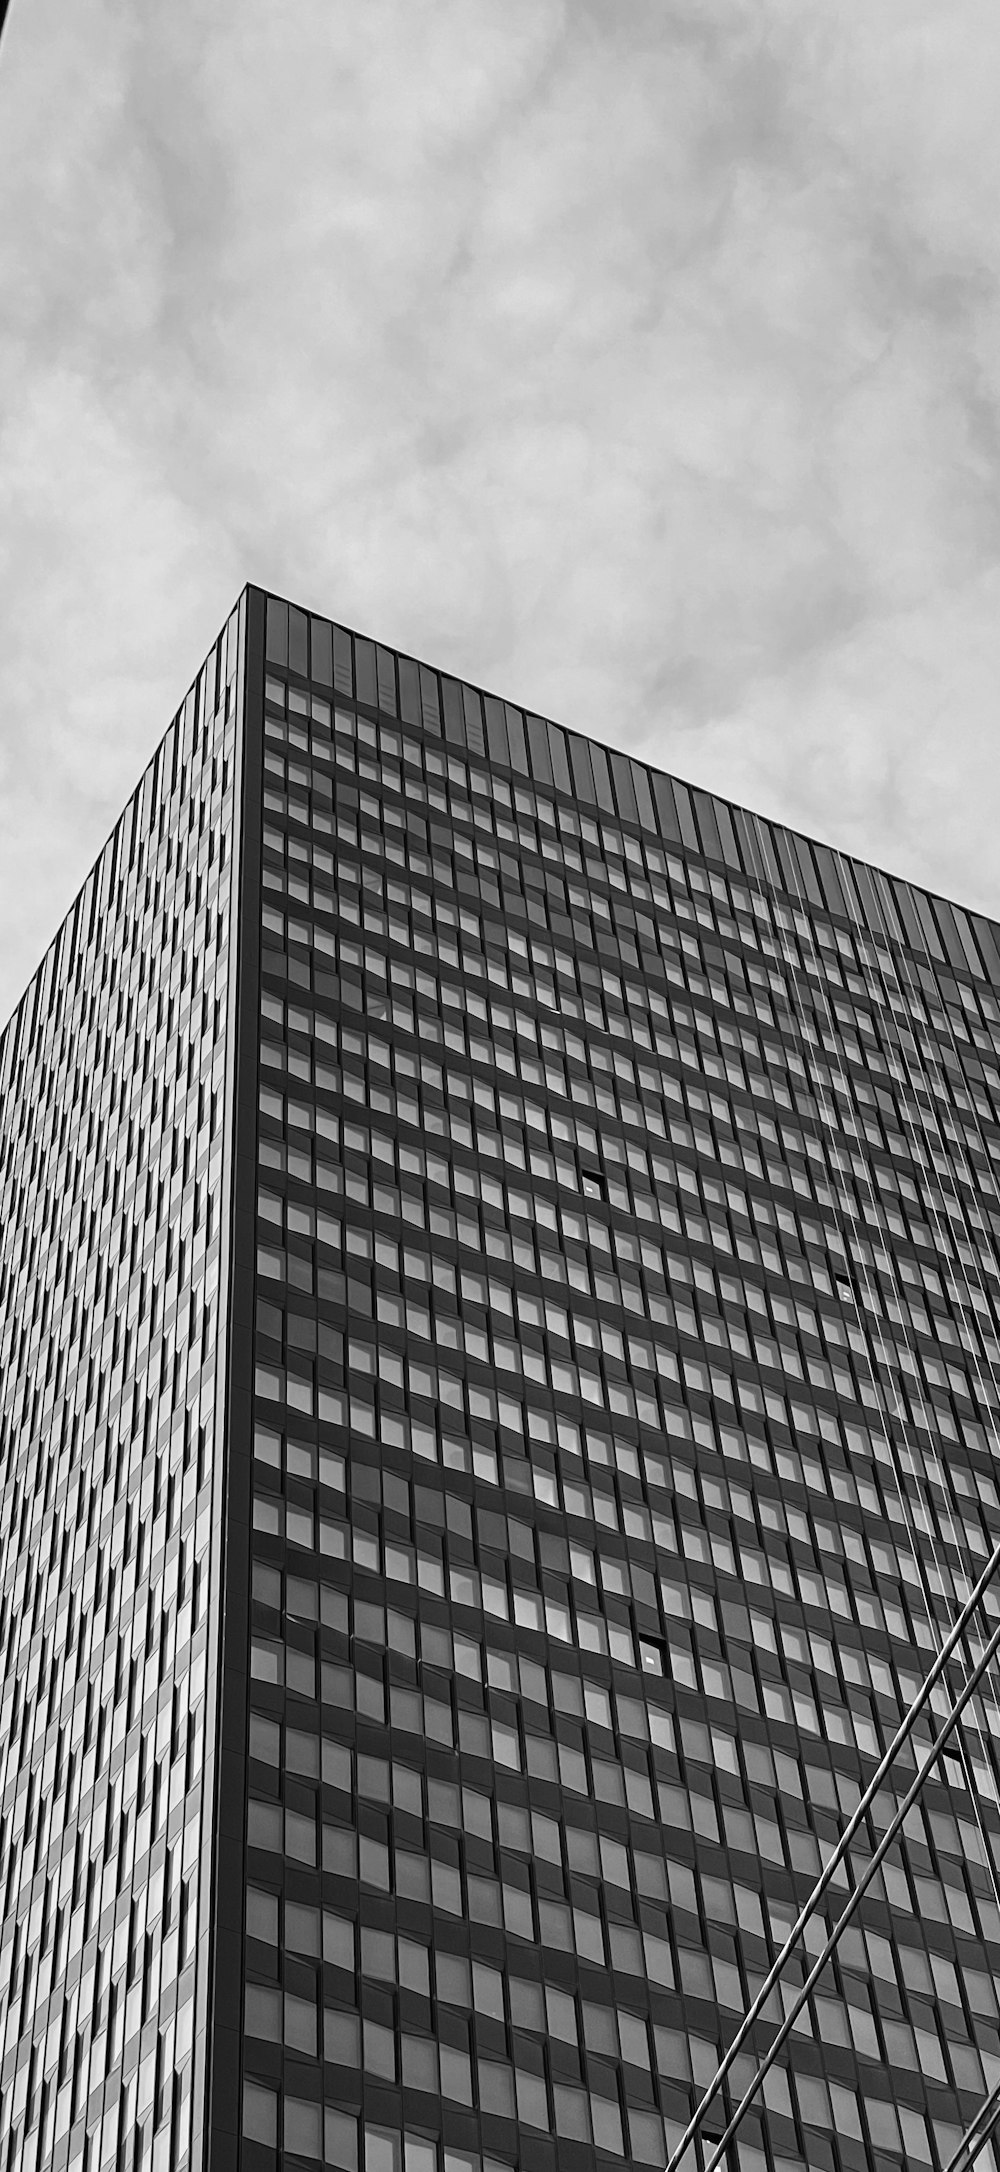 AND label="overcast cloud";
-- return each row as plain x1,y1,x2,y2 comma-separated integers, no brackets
2,0,1000,1023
